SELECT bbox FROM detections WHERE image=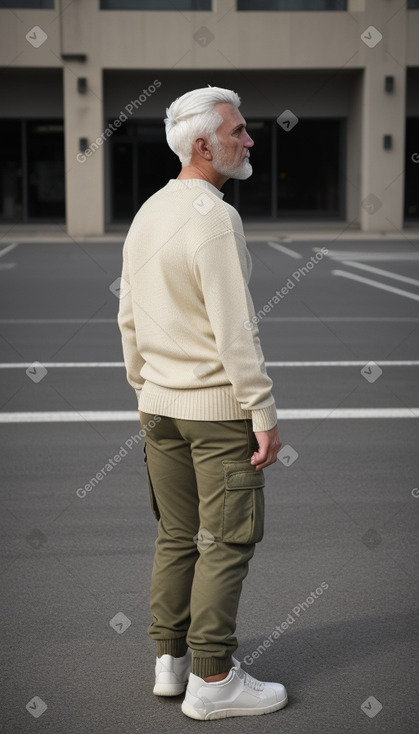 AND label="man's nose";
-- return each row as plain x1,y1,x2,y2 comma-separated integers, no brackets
244,133,254,148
